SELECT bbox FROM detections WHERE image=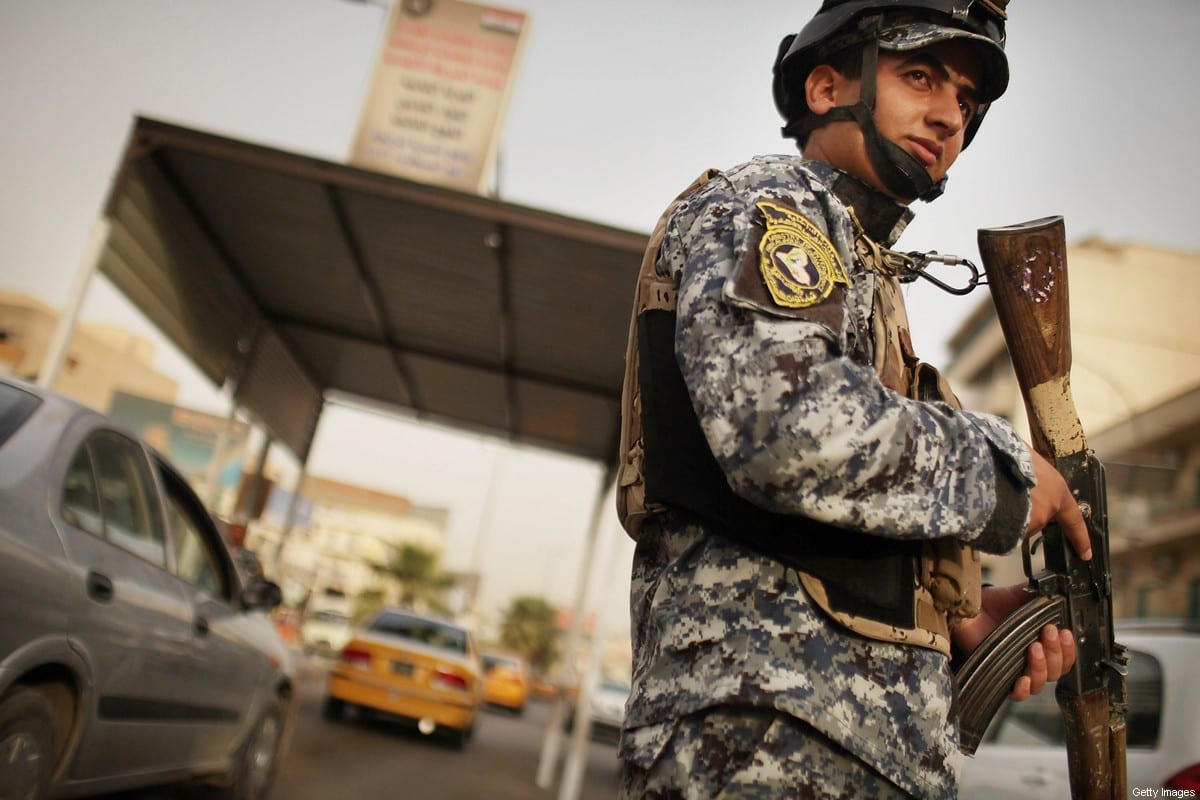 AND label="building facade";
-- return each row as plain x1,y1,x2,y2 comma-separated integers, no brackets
0,290,178,409
245,474,451,616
